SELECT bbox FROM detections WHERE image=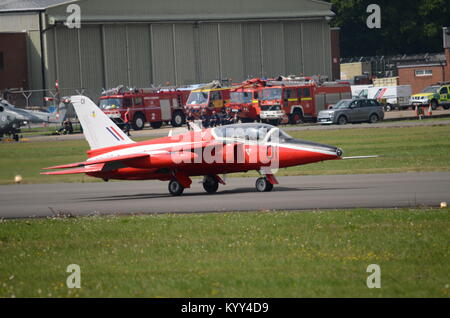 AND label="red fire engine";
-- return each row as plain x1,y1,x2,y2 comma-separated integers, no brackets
225,78,266,123
99,86,192,130
258,77,352,125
